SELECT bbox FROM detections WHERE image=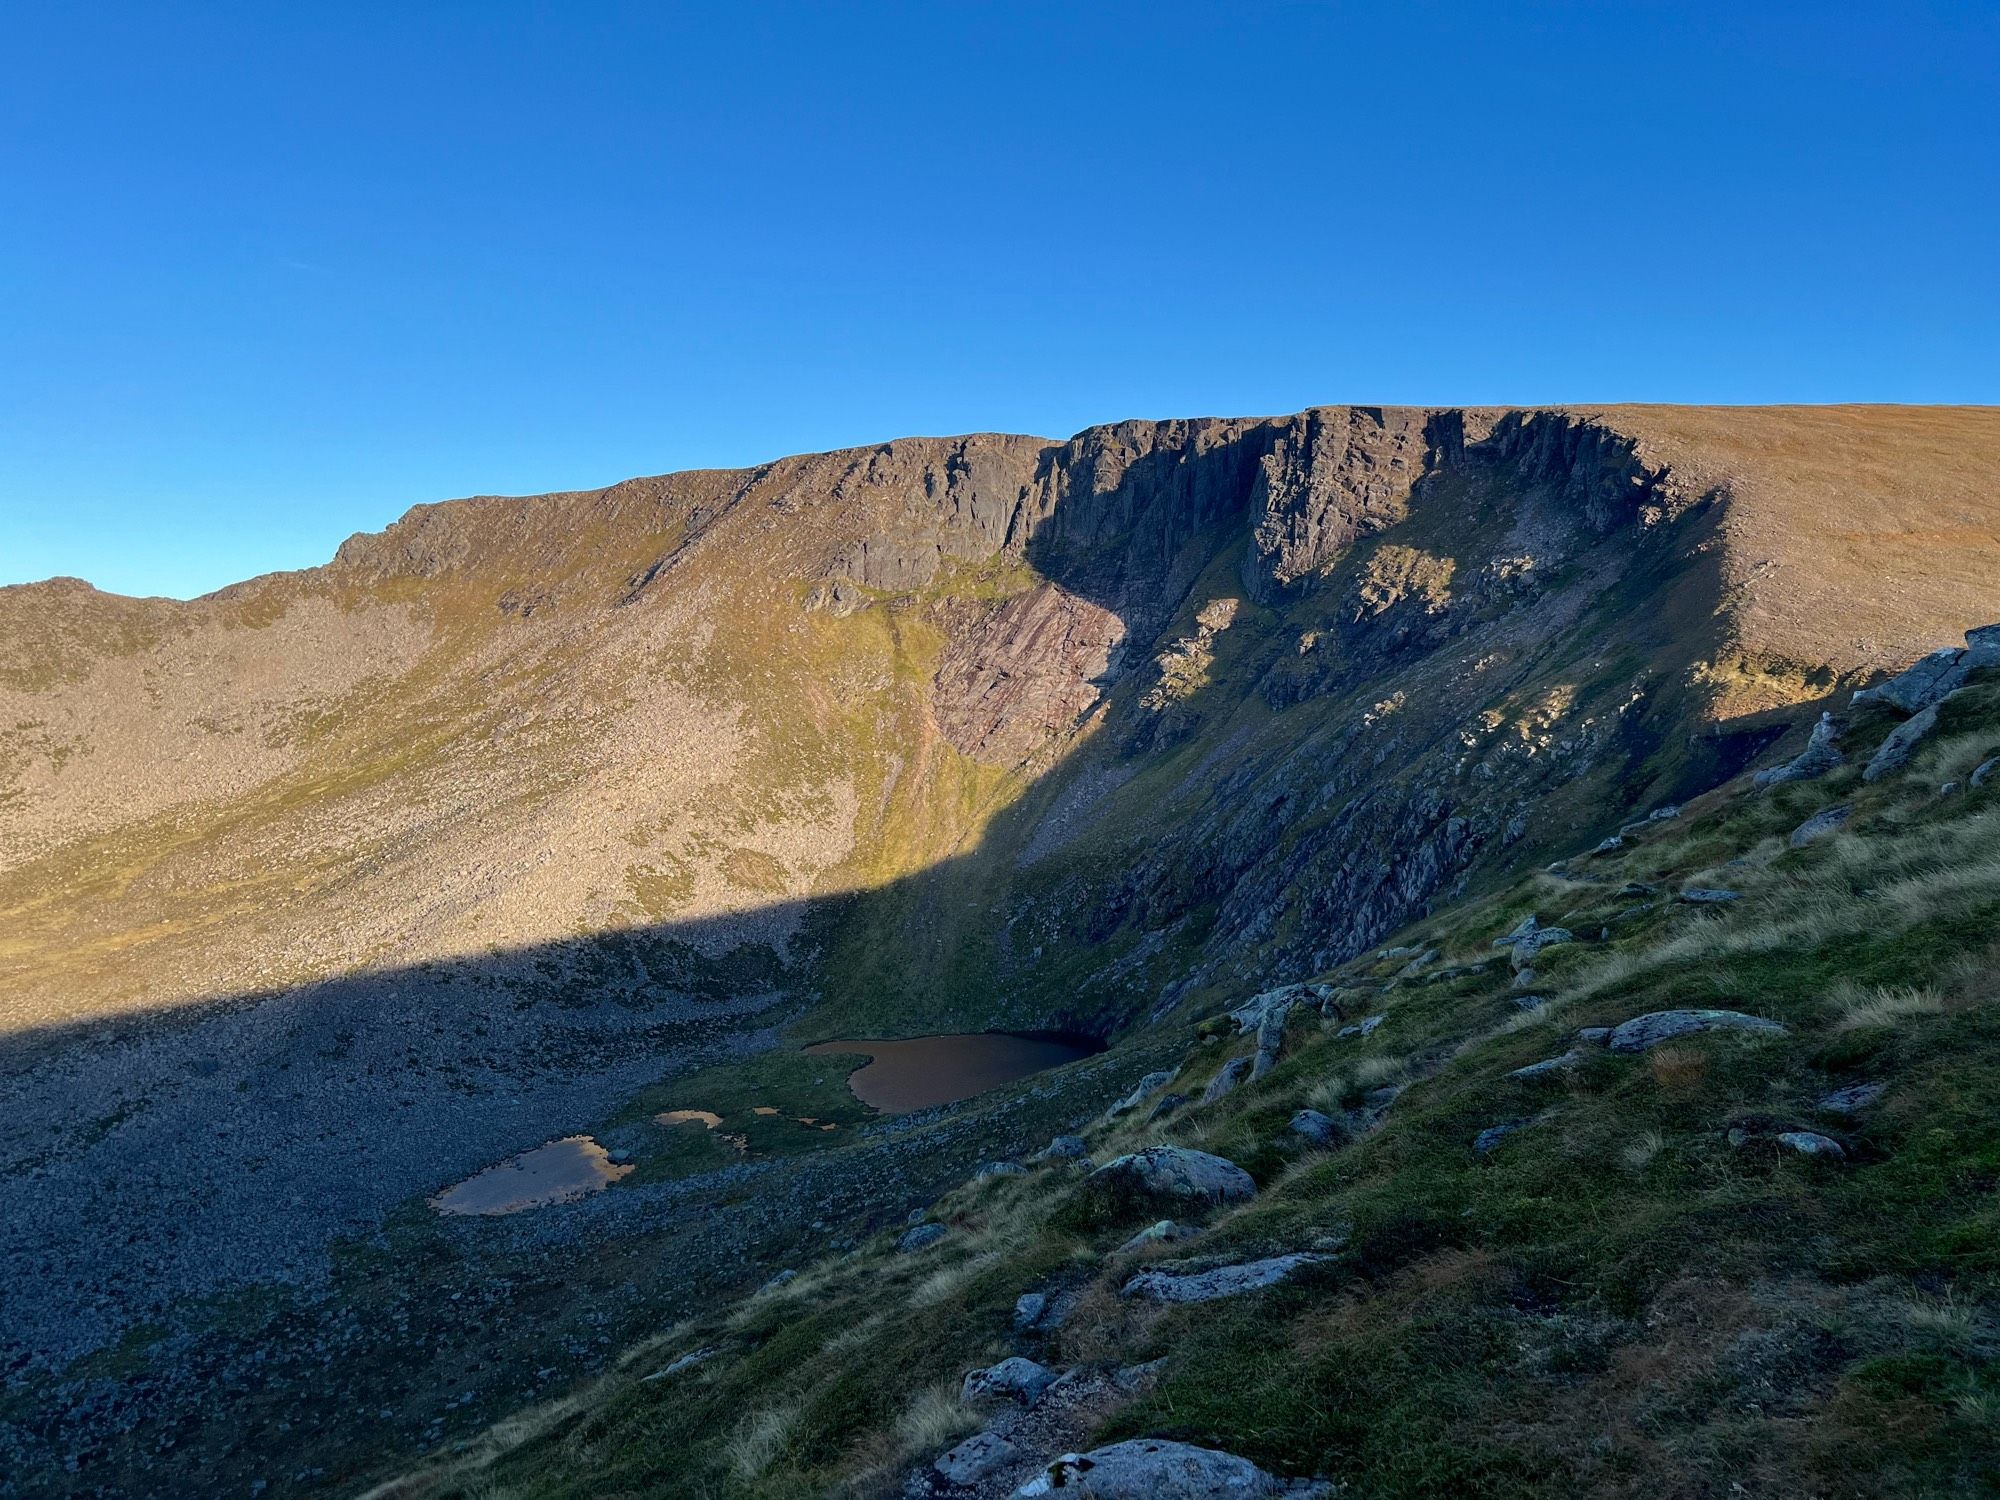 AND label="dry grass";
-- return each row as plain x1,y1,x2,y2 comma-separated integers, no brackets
1833,982,1946,1032
725,1398,804,1482
1647,1045,1709,1091
891,1381,980,1455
